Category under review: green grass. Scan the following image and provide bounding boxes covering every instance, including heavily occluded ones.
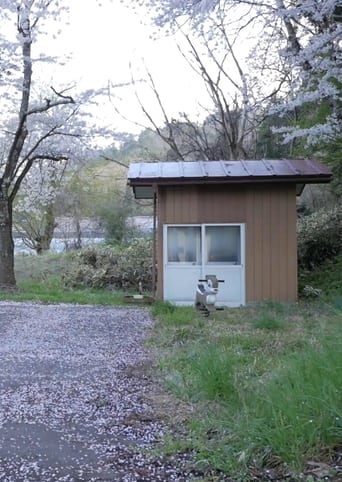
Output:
[0,252,124,305]
[240,334,342,467]
[251,314,287,330]
[14,252,73,282]
[151,301,198,326]
[0,276,124,304]
[150,301,342,480]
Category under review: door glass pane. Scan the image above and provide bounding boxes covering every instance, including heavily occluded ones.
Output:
[167,226,201,263]
[205,226,241,264]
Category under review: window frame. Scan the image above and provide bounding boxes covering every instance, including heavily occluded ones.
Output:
[165,223,244,267]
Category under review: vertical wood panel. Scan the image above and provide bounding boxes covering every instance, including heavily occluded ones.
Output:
[270,189,281,300]
[156,188,165,299]
[245,184,297,303]
[262,189,271,299]
[156,183,298,303]
[278,187,289,300]
[245,189,255,301]
[287,187,298,301]
[252,188,263,301]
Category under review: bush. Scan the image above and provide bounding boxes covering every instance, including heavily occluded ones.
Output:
[63,238,153,291]
[297,206,342,270]
[298,254,342,300]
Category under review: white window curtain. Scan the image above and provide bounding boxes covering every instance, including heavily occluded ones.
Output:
[167,226,201,263]
[205,226,241,264]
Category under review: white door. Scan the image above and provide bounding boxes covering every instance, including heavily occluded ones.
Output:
[164,224,245,306]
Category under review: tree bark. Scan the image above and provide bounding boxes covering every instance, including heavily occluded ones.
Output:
[35,204,57,255]
[0,196,16,289]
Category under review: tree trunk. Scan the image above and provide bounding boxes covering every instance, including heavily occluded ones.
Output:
[74,219,82,250]
[35,204,57,255]
[0,198,16,289]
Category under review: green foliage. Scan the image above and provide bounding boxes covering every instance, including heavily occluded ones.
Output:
[63,238,153,291]
[106,129,169,164]
[299,254,342,300]
[255,114,293,159]
[297,206,342,270]
[318,137,342,197]
[251,315,287,331]
[95,196,134,244]
[6,254,124,304]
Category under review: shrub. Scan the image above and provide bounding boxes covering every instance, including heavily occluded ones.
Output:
[63,238,153,291]
[297,206,342,270]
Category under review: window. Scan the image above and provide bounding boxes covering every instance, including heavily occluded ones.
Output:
[167,226,201,264]
[205,226,241,264]
[166,224,242,265]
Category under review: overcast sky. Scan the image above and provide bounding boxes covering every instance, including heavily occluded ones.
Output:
[42,2,210,136]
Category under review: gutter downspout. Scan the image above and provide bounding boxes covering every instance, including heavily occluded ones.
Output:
[152,186,157,297]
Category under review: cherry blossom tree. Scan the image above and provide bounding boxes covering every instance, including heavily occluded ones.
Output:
[0,1,93,289]
[127,1,285,160]
[139,0,342,150]
[14,159,67,254]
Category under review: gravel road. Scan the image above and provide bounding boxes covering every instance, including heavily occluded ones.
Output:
[0,302,201,482]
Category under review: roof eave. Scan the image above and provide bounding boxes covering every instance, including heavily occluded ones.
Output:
[128,174,332,187]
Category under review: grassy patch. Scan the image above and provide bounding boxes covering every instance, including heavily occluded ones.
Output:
[251,314,287,330]
[151,301,198,326]
[238,334,342,468]
[14,252,73,282]
[0,252,124,305]
[0,277,123,305]
[151,302,342,480]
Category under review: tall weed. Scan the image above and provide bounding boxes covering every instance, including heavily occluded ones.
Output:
[232,330,342,469]
[172,343,241,405]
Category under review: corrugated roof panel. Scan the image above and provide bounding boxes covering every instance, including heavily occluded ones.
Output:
[261,160,277,175]
[262,159,296,176]
[182,161,206,177]
[290,158,328,175]
[127,159,332,183]
[160,161,178,178]
[204,161,225,177]
[129,162,160,179]
[127,163,141,179]
[221,160,263,177]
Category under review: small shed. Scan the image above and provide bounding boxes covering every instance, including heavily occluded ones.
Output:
[127,159,332,306]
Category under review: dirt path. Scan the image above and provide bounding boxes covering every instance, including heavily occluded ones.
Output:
[0,302,200,482]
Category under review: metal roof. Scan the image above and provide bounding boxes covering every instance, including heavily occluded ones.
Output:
[127,159,332,199]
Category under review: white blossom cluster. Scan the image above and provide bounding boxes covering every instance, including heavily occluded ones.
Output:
[138,0,342,148]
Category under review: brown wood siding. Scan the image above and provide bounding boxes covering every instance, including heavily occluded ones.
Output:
[156,183,297,303]
[245,185,297,302]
